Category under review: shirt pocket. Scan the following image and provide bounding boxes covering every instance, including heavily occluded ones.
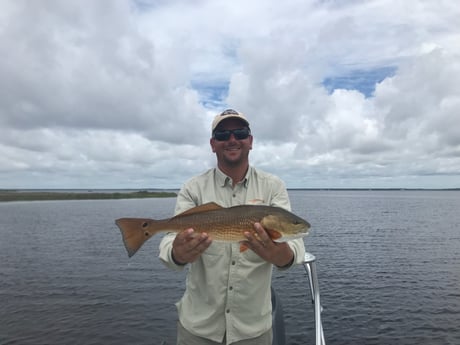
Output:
[201,242,228,267]
[203,241,225,255]
[241,248,265,264]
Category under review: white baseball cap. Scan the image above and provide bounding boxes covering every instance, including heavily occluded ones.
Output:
[211,109,250,132]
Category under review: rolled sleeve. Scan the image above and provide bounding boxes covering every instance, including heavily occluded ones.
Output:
[159,180,199,271]
[159,232,187,271]
[276,238,306,270]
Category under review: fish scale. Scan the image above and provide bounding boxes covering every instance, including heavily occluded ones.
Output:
[167,209,260,241]
[116,202,310,257]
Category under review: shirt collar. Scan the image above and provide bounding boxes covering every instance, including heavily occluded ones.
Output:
[216,166,251,188]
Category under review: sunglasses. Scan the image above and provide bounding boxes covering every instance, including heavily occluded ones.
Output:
[213,128,251,141]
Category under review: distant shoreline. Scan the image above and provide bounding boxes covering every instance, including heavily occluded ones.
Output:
[1,188,459,203]
[0,190,177,202]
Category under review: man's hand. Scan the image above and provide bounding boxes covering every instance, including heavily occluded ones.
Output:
[242,222,294,267]
[172,228,212,265]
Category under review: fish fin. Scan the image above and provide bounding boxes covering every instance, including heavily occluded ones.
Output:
[175,202,224,217]
[240,243,249,252]
[266,229,282,240]
[115,218,157,257]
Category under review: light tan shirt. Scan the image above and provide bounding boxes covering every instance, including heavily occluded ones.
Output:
[159,166,306,344]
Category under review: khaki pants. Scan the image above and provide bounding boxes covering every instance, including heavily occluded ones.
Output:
[177,321,273,345]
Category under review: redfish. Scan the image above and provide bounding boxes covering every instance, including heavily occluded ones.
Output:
[116,202,310,257]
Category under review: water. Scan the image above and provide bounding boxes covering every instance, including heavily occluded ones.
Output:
[1,191,459,345]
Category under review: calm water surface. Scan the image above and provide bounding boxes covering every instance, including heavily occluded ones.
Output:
[1,191,459,345]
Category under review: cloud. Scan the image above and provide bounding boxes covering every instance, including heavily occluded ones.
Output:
[0,1,207,144]
[1,0,460,189]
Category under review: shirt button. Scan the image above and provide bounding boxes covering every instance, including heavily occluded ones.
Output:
[229,286,233,290]
[226,309,230,313]
[232,194,236,197]
[232,261,236,265]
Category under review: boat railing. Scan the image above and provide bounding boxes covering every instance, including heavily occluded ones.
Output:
[302,252,326,345]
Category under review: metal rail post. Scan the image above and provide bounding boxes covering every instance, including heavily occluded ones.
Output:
[302,253,326,345]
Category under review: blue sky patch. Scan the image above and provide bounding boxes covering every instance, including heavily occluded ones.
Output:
[322,66,397,97]
[191,81,230,108]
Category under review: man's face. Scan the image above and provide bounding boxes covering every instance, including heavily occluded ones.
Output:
[210,118,253,167]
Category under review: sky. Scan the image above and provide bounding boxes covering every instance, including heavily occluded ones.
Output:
[1,0,460,189]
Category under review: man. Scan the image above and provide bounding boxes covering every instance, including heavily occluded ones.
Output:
[159,109,305,345]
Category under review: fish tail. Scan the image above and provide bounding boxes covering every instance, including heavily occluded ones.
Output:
[115,218,160,257]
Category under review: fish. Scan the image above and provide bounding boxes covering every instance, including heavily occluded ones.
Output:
[115,202,310,257]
